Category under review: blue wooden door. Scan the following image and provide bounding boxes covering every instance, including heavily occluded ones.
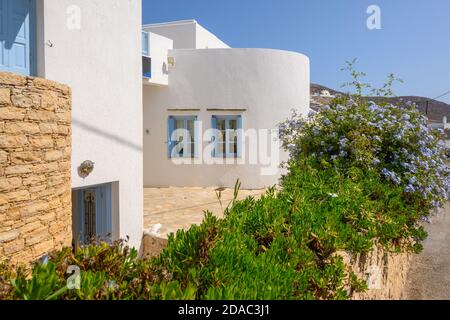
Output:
[0,0,35,76]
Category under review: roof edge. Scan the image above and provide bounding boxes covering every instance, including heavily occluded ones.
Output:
[143,19,197,28]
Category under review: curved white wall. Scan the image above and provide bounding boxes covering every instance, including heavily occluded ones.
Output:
[143,48,310,189]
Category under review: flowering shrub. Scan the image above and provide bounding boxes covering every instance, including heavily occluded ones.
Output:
[279,96,450,209]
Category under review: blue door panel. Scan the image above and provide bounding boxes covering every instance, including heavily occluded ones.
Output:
[0,0,35,75]
[0,0,6,68]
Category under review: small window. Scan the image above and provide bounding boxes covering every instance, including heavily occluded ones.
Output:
[142,56,151,78]
[142,31,150,56]
[168,116,198,158]
[212,115,243,158]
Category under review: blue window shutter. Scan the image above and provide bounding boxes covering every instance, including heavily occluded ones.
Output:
[77,190,84,244]
[168,116,175,158]
[194,116,200,158]
[96,184,112,243]
[211,116,217,157]
[237,115,243,158]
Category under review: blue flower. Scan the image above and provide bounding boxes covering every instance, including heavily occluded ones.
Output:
[308,110,316,118]
[339,137,348,148]
[372,136,382,143]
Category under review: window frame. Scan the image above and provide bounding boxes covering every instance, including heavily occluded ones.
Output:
[142,31,151,78]
[167,115,199,159]
[211,115,243,158]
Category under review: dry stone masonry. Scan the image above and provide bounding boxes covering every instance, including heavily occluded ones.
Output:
[0,72,72,266]
[343,244,411,300]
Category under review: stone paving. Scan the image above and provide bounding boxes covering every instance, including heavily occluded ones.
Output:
[144,187,266,239]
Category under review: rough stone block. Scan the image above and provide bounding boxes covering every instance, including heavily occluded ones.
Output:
[19,201,49,217]
[25,227,50,246]
[28,135,54,148]
[11,151,42,164]
[44,150,63,161]
[39,123,58,134]
[0,177,22,191]
[21,221,43,234]
[3,239,25,255]
[26,109,57,122]
[0,150,7,164]
[22,175,46,186]
[7,190,30,202]
[0,134,28,148]
[40,91,59,111]
[0,107,26,120]
[11,94,34,108]
[0,88,11,105]
[5,164,33,175]
[0,230,19,243]
[4,122,40,134]
[0,72,27,86]
[32,239,55,255]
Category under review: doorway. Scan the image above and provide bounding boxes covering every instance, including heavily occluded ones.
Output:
[73,183,113,246]
[0,0,36,76]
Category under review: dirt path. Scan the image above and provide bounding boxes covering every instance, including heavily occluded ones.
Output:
[404,203,450,299]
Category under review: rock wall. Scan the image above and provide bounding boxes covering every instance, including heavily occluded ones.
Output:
[343,244,411,300]
[0,72,72,266]
[141,233,168,260]
[143,232,411,300]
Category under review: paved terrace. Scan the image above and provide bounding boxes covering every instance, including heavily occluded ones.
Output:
[144,187,266,239]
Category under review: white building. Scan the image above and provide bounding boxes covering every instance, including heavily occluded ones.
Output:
[1,2,310,248]
[429,117,450,149]
[1,0,143,249]
[142,20,310,189]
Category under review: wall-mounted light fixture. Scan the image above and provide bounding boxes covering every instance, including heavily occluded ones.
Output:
[167,56,176,69]
[78,160,95,178]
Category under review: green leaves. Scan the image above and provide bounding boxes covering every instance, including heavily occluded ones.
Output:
[1,146,433,300]
[10,262,67,300]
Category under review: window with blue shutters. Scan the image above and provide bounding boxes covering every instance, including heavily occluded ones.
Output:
[212,115,243,158]
[168,116,198,158]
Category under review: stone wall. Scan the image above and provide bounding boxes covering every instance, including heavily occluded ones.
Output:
[143,233,411,300]
[343,244,411,300]
[141,233,168,259]
[0,72,72,266]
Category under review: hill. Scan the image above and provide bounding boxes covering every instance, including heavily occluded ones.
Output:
[311,84,450,123]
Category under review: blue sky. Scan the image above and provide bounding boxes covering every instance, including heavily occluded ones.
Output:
[142,0,450,103]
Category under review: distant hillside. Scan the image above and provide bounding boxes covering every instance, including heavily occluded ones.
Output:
[311,84,450,123]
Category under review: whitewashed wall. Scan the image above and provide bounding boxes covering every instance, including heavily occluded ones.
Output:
[36,0,143,248]
[144,32,173,86]
[143,20,230,49]
[143,48,310,189]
